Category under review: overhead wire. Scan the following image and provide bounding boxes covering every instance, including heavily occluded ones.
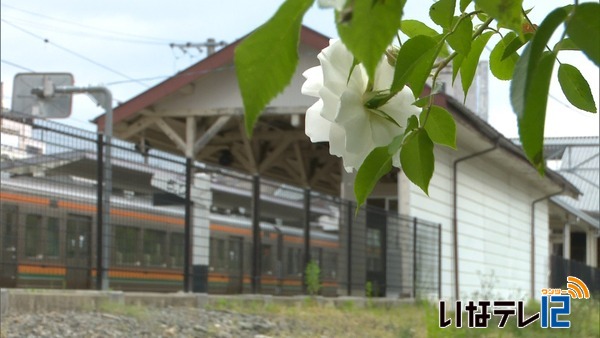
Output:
[1,18,149,89]
[1,3,177,44]
[1,59,35,72]
[1,15,169,46]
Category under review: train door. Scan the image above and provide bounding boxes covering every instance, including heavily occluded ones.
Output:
[366,198,387,297]
[226,236,243,293]
[65,214,92,289]
[0,205,18,287]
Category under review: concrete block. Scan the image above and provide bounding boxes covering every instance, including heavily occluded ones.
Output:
[1,289,8,319]
[196,293,209,308]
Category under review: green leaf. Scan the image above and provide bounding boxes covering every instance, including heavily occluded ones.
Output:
[510,45,529,118]
[511,6,568,118]
[406,115,420,132]
[391,35,437,93]
[354,147,393,208]
[400,20,440,37]
[566,2,600,66]
[400,129,435,195]
[558,63,597,113]
[490,32,519,80]
[460,31,493,99]
[517,51,556,174]
[553,38,579,52]
[452,53,464,84]
[421,106,456,149]
[388,134,405,155]
[501,33,532,60]
[235,0,313,136]
[460,0,472,12]
[475,0,524,32]
[337,0,406,81]
[430,0,456,30]
[447,15,473,55]
[400,21,450,58]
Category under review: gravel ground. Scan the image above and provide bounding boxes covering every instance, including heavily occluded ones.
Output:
[1,307,292,338]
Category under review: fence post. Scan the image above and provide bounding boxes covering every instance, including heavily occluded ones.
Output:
[95,133,104,290]
[347,201,353,296]
[251,175,261,293]
[413,217,417,298]
[184,158,193,292]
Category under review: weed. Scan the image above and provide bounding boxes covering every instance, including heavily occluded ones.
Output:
[338,299,355,312]
[365,281,373,298]
[304,260,321,296]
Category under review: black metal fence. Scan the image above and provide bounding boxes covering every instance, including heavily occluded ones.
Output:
[550,255,600,294]
[0,114,441,297]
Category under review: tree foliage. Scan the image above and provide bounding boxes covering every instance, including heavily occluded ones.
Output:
[235,0,598,207]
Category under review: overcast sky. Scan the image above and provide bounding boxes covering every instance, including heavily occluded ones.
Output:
[1,0,598,138]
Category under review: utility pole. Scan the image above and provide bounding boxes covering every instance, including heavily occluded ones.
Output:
[170,38,226,57]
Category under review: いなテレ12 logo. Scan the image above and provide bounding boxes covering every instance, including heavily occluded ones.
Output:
[439,276,590,329]
[540,276,590,328]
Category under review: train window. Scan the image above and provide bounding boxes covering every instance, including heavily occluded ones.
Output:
[286,248,293,275]
[169,233,184,268]
[261,244,272,274]
[66,215,91,259]
[143,229,166,267]
[310,248,322,267]
[326,252,338,278]
[286,248,302,275]
[45,217,60,257]
[210,238,225,269]
[115,225,140,265]
[25,214,42,258]
[1,205,18,253]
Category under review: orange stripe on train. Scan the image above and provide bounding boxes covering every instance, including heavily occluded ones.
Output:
[0,192,49,206]
[18,264,66,275]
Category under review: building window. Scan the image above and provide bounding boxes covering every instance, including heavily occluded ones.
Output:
[25,145,42,155]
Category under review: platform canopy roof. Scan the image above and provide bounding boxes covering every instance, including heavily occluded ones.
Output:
[93,25,579,199]
[94,26,341,195]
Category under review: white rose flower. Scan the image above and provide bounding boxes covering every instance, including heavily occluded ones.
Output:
[302,39,420,172]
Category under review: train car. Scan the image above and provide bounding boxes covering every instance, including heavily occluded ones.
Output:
[0,172,339,295]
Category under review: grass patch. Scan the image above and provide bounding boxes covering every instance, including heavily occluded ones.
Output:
[204,296,599,337]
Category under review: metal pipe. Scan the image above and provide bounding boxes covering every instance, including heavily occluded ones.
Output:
[302,188,311,294]
[50,85,113,290]
[438,223,442,299]
[347,200,353,296]
[95,133,104,290]
[413,217,417,298]
[530,188,565,298]
[452,142,498,300]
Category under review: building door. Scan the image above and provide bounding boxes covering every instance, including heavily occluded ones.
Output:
[227,236,243,293]
[65,215,92,289]
[0,205,18,287]
[366,199,387,297]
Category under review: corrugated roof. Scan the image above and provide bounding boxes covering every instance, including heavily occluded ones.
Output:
[538,137,599,217]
